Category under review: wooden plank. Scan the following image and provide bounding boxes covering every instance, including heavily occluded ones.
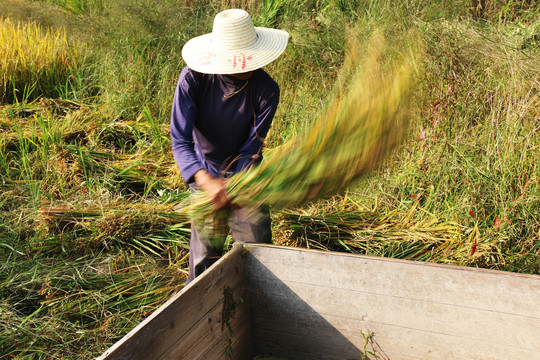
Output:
[250,286,540,359]
[244,244,539,316]
[243,244,540,360]
[251,323,540,360]
[249,277,539,349]
[98,245,248,360]
[218,325,253,360]
[205,307,253,360]
[159,285,252,360]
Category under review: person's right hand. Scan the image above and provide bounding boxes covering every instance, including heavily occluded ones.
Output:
[194,170,229,209]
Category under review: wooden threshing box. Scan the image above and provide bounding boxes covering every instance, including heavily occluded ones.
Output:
[98,243,540,359]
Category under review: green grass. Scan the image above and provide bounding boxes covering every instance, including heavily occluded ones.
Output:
[45,0,105,15]
[0,0,539,357]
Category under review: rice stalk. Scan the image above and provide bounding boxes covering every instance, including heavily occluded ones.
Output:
[2,136,179,196]
[273,197,499,268]
[0,17,86,104]
[48,0,106,15]
[185,33,420,218]
[1,254,185,358]
[36,200,190,256]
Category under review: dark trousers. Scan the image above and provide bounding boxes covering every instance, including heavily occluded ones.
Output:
[188,187,272,281]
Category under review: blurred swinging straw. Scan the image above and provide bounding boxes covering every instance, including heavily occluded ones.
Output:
[183,31,422,219]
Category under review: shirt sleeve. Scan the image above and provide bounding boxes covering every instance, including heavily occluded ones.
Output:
[235,83,280,172]
[170,68,204,183]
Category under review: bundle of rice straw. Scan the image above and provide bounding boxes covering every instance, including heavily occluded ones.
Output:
[186,33,418,218]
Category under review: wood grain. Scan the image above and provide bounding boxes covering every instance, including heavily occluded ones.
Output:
[99,243,540,360]
[244,244,540,360]
[97,245,252,360]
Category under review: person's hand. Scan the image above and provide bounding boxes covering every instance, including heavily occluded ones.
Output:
[194,170,229,209]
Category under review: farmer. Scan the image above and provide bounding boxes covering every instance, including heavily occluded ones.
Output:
[170,9,289,282]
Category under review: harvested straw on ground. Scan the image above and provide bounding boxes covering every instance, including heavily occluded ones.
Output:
[274,199,475,265]
[37,200,190,255]
[186,34,418,218]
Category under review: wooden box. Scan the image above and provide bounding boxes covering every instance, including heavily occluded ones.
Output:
[98,243,540,359]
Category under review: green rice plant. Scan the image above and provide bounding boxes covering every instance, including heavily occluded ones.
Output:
[1,254,186,358]
[137,105,171,153]
[46,0,105,15]
[186,33,420,218]
[73,148,180,195]
[0,17,86,104]
[255,0,289,27]
[1,122,179,198]
[346,17,539,274]
[470,0,540,22]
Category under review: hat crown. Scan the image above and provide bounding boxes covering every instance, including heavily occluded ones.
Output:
[211,9,257,51]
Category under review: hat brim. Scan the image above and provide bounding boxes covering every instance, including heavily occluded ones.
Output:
[182,27,289,74]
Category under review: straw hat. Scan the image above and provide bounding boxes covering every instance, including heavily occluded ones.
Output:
[182,9,289,74]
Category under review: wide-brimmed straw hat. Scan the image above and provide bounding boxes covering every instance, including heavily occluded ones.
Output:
[182,9,289,74]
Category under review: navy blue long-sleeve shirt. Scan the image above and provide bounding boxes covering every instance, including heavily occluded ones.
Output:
[170,67,280,183]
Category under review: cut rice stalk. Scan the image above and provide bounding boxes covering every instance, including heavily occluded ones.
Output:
[185,33,420,218]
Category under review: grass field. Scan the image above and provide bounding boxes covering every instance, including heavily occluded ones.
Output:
[1,0,539,358]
